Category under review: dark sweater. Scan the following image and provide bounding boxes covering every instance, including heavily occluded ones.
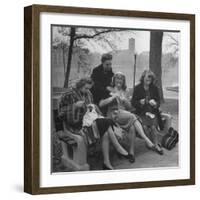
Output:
[90,64,114,105]
[131,83,160,115]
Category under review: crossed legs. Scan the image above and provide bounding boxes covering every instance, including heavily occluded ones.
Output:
[101,126,128,169]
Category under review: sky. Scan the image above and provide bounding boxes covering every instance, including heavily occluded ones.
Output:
[127,31,150,53]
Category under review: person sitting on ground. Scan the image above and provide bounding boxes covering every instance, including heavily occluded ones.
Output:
[59,77,128,170]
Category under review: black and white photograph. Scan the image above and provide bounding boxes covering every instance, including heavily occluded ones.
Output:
[23,4,195,194]
[51,25,179,173]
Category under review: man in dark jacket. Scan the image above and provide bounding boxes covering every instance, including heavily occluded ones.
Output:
[90,53,114,106]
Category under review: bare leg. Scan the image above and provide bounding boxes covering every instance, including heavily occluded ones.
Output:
[127,126,136,156]
[107,127,128,156]
[150,125,159,144]
[150,125,163,154]
[134,120,155,148]
[101,132,114,169]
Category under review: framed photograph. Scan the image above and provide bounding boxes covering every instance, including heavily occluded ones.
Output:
[24,4,195,194]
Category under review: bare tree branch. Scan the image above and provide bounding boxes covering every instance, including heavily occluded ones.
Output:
[168,42,179,46]
[165,33,178,45]
[74,29,130,40]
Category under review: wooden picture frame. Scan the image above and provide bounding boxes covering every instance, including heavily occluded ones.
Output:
[24,4,195,194]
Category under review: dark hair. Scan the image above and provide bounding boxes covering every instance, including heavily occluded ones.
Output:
[140,70,156,85]
[75,77,93,90]
[111,72,127,90]
[101,53,112,63]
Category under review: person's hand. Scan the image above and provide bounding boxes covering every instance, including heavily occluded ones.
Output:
[111,92,119,99]
[149,99,157,107]
[140,99,145,105]
[75,101,85,108]
[120,96,128,104]
[106,86,113,92]
[111,95,118,102]
[120,96,126,101]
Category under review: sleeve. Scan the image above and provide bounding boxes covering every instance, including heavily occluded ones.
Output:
[88,90,94,104]
[91,68,105,92]
[121,91,132,111]
[58,92,75,119]
[131,86,142,110]
[94,104,103,116]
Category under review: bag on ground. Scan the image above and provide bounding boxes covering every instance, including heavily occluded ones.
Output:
[161,127,179,150]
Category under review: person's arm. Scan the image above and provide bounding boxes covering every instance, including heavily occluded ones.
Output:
[94,104,103,116]
[99,95,116,108]
[59,93,74,119]
[149,86,160,108]
[59,92,83,119]
[120,91,132,111]
[131,86,144,109]
[87,90,94,104]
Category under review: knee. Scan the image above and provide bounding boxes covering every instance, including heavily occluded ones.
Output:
[130,113,137,121]
[76,135,85,145]
[167,115,172,121]
[107,126,114,134]
[103,131,109,138]
[162,113,172,121]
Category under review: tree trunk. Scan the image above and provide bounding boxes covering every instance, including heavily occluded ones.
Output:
[64,27,76,88]
[62,45,66,74]
[149,31,164,102]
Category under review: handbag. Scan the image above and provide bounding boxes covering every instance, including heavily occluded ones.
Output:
[161,127,179,150]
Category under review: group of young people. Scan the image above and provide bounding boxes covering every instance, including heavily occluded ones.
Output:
[59,53,170,170]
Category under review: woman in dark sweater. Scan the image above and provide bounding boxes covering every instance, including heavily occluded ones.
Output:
[131,70,164,155]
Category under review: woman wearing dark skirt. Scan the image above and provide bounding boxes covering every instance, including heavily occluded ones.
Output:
[131,70,164,155]
[59,78,128,170]
[82,115,128,170]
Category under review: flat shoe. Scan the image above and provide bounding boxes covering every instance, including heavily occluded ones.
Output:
[152,145,164,155]
[124,154,135,163]
[102,163,113,170]
[146,144,155,150]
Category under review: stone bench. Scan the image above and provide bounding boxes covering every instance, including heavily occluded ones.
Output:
[52,88,172,172]
[52,91,89,171]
